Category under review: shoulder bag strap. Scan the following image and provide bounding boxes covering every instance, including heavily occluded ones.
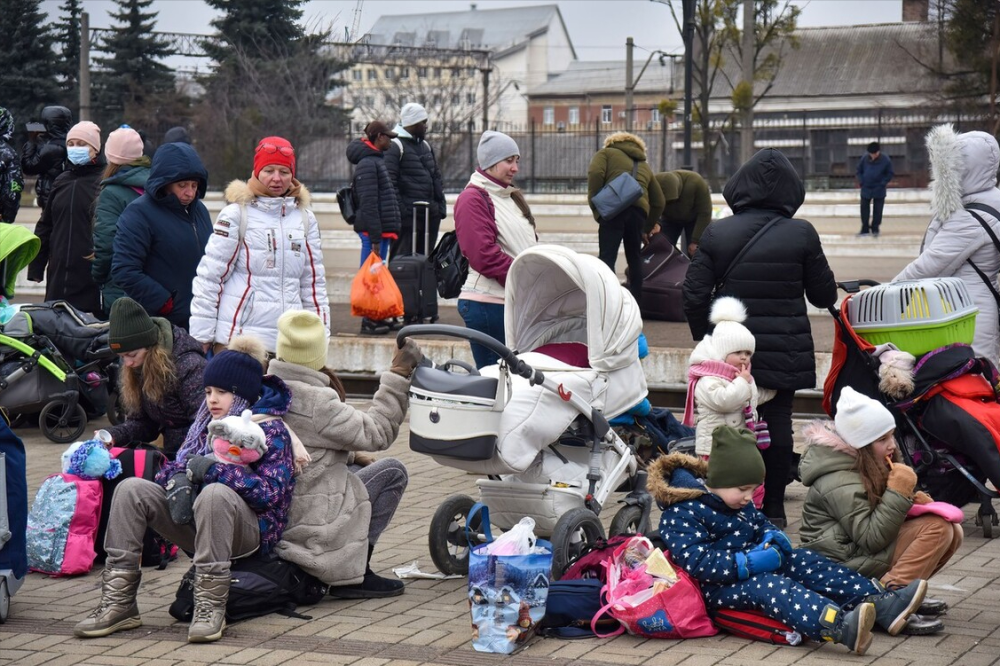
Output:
[964,206,1000,309]
[718,216,782,288]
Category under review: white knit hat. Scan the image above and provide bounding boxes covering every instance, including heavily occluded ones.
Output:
[834,386,896,449]
[706,297,755,361]
[400,102,429,127]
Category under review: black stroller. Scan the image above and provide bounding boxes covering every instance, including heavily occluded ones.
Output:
[825,279,999,537]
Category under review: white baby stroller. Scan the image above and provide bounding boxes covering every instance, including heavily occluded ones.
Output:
[400,245,652,578]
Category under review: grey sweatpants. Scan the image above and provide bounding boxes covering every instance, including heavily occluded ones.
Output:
[103,477,260,576]
[350,458,408,546]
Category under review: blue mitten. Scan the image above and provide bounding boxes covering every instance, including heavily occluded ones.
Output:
[735,547,784,580]
[754,530,793,557]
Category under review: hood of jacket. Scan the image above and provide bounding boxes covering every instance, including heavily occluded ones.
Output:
[723,148,805,217]
[102,164,150,189]
[252,375,292,417]
[346,138,382,165]
[602,132,648,160]
[927,124,1000,220]
[223,178,312,209]
[162,126,191,144]
[798,420,859,486]
[647,453,710,507]
[0,107,13,143]
[41,106,72,138]
[146,142,208,201]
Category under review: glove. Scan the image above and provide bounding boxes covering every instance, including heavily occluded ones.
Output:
[735,546,784,580]
[158,296,174,315]
[391,338,423,378]
[887,463,918,498]
[165,473,195,525]
[753,530,793,558]
[186,455,216,485]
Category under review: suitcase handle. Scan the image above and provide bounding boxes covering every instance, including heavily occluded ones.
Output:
[412,201,431,254]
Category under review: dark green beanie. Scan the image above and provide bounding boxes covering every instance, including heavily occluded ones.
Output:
[706,426,765,488]
[108,297,159,353]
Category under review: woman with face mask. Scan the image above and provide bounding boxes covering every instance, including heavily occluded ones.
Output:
[27,120,103,315]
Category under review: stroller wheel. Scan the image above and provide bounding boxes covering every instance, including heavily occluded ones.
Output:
[428,494,482,576]
[551,507,605,580]
[106,390,125,427]
[610,504,648,537]
[0,578,9,623]
[39,399,88,444]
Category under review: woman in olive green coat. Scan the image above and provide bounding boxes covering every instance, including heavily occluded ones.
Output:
[92,127,150,318]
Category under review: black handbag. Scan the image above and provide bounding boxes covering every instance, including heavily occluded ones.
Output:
[336,184,357,225]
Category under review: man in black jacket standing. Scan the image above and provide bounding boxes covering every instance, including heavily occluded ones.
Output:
[682,148,838,527]
[385,103,447,256]
[21,105,72,211]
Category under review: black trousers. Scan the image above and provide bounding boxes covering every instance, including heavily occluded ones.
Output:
[758,388,795,521]
[598,206,645,303]
[662,218,697,256]
[860,196,885,234]
[391,215,440,257]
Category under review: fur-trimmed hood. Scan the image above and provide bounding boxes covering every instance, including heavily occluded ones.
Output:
[927,124,1000,220]
[602,131,648,158]
[647,452,709,507]
[798,419,858,487]
[224,178,312,209]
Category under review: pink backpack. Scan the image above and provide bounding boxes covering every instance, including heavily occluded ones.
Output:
[26,474,104,576]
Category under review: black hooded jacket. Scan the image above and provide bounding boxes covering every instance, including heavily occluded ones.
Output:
[346,138,400,239]
[384,134,446,227]
[682,149,837,390]
[0,107,23,223]
[20,106,72,209]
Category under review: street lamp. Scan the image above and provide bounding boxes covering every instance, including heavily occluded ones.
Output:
[624,40,674,132]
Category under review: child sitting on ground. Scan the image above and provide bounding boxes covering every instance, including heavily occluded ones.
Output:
[648,425,927,654]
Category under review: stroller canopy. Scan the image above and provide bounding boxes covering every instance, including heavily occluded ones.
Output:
[0,226,40,299]
[505,245,643,373]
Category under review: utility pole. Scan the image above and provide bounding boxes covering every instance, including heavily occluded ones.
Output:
[625,37,634,132]
[740,0,755,164]
[682,0,695,169]
[482,63,490,131]
[79,12,91,122]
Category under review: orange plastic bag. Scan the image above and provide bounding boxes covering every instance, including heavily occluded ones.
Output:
[350,254,404,320]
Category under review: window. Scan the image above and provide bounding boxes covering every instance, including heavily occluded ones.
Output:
[651,108,661,124]
[568,106,580,125]
[434,67,442,78]
[352,68,362,81]
[468,67,477,78]
[452,94,461,105]
[364,96,374,107]
[601,105,612,124]
[399,67,410,79]
[385,68,394,80]
[417,66,428,78]
[466,92,476,104]
[543,107,555,126]
[367,69,377,81]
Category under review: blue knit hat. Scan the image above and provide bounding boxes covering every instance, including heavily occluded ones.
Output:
[202,336,266,404]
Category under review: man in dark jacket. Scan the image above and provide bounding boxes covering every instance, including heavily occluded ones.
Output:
[855,141,894,237]
[111,143,213,329]
[587,131,665,302]
[0,107,24,223]
[682,148,838,527]
[20,105,72,210]
[385,103,447,256]
[655,169,712,257]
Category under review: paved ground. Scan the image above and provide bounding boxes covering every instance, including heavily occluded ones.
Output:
[4,407,1000,666]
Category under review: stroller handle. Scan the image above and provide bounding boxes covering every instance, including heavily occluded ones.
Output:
[396,324,544,384]
[836,279,880,294]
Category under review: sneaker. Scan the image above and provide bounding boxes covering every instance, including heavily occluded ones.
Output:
[820,602,876,655]
[899,613,944,635]
[360,318,390,335]
[856,231,872,237]
[866,579,927,636]
[918,598,948,616]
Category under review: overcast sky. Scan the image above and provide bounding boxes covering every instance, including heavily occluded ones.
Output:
[41,0,905,70]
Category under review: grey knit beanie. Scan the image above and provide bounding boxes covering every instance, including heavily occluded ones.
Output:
[477,131,519,170]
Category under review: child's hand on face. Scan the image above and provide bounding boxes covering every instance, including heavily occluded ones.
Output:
[737,364,752,382]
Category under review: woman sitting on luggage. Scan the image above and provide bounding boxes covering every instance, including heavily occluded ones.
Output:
[270,310,421,598]
[799,387,962,635]
[453,131,537,368]
[189,136,329,354]
[74,336,295,644]
[104,297,206,460]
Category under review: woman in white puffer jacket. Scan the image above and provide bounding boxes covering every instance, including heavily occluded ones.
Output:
[894,125,1000,366]
[190,136,330,353]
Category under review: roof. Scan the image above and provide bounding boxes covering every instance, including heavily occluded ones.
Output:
[367,4,572,56]
[529,59,677,97]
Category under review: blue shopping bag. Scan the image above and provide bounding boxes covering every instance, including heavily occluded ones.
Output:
[467,503,552,654]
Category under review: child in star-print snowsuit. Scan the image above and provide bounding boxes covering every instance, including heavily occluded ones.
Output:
[647,425,929,655]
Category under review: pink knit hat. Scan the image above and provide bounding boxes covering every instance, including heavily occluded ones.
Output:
[66,121,101,152]
[104,127,144,165]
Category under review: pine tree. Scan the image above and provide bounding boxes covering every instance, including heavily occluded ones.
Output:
[0,0,61,138]
[54,0,83,116]
[92,0,175,128]
[202,0,305,65]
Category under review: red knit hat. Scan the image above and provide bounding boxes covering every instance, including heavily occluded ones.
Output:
[253,136,296,178]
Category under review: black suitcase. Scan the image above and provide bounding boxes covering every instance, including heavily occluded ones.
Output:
[626,233,690,322]
[389,201,438,323]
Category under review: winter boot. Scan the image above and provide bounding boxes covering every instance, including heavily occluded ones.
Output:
[73,568,143,638]
[328,544,405,599]
[819,602,876,655]
[899,613,944,635]
[918,597,948,616]
[864,578,927,636]
[188,572,230,643]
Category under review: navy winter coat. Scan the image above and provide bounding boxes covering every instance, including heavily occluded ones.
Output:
[346,138,400,239]
[856,153,894,199]
[111,143,212,329]
[384,133,447,227]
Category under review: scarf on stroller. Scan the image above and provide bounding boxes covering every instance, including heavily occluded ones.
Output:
[684,361,768,448]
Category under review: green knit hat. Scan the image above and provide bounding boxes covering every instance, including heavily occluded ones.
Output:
[108,297,159,353]
[706,426,765,488]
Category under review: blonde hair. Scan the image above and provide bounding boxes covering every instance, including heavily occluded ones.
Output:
[119,343,177,415]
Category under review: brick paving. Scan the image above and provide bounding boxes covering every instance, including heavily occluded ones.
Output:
[4,412,1000,666]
